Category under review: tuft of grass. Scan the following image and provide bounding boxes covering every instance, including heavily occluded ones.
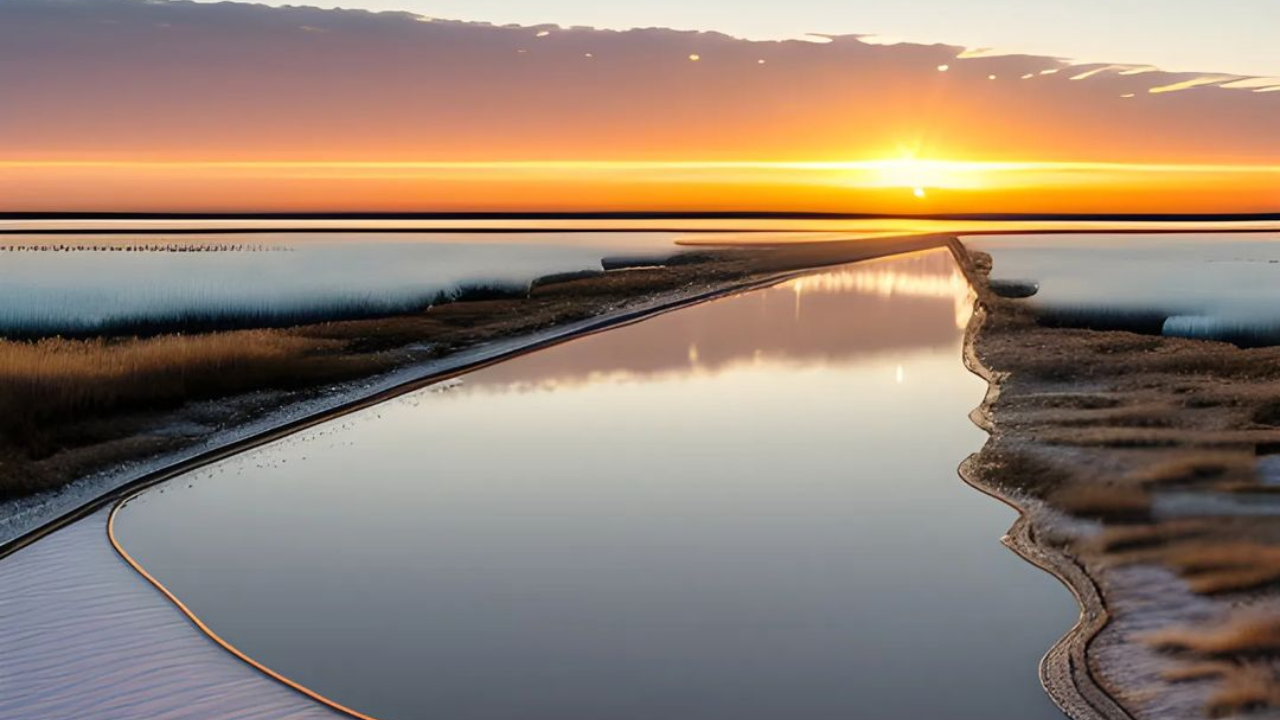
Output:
[1152,543,1280,595]
[1050,483,1151,522]
[1147,615,1280,717]
[1125,453,1256,488]
[1148,614,1280,657]
[1207,665,1280,718]
[1163,661,1236,683]
[1088,520,1211,554]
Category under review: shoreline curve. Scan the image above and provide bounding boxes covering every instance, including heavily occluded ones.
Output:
[947,238,1133,720]
[96,257,922,720]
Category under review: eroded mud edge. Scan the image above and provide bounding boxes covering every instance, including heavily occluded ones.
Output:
[947,238,1133,720]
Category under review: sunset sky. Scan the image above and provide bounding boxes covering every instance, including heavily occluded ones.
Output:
[198,0,1280,76]
[2,0,1277,214]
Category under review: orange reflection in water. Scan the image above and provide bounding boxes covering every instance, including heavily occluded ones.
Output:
[462,248,972,392]
[783,251,975,329]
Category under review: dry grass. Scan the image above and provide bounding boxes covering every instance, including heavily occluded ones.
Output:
[965,242,1280,718]
[1050,483,1151,522]
[1164,661,1237,683]
[1125,453,1257,488]
[1148,613,1280,657]
[0,236,954,501]
[1207,665,1280,718]
[1162,661,1280,718]
[1088,524,1280,594]
[1087,520,1212,554]
[1147,615,1280,717]
[1,334,363,413]
[0,332,393,461]
[1169,544,1280,595]
[1120,542,1280,595]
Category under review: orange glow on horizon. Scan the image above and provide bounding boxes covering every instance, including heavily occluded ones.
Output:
[2,158,1277,214]
[5,0,1279,216]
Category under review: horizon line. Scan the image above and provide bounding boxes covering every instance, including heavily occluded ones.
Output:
[5,211,1280,221]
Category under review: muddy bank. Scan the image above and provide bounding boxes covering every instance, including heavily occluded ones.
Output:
[0,234,946,547]
[960,240,1280,719]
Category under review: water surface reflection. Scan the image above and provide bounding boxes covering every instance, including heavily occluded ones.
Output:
[114,249,1072,720]
[469,252,974,390]
[969,233,1280,345]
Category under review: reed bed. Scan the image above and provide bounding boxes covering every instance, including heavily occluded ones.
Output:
[0,332,390,453]
[0,236,935,500]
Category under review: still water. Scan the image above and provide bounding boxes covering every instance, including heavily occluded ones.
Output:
[114,249,1073,720]
[969,232,1280,345]
[0,232,680,336]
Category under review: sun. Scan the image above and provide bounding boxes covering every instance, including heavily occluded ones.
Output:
[863,154,988,194]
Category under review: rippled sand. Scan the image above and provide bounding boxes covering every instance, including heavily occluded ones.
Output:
[0,508,339,720]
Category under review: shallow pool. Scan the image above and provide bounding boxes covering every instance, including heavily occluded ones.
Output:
[0,232,680,336]
[114,249,1073,720]
[969,233,1280,345]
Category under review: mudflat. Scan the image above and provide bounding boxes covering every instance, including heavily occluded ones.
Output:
[963,243,1280,719]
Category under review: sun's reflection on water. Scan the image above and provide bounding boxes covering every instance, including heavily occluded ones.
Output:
[784,250,974,329]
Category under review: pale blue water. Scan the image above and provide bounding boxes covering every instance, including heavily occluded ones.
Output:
[0,232,679,336]
[969,233,1280,345]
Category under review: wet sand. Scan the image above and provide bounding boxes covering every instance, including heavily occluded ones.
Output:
[0,507,343,720]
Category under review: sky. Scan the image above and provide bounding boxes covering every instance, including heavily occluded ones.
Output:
[189,0,1280,77]
[1,0,1277,214]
